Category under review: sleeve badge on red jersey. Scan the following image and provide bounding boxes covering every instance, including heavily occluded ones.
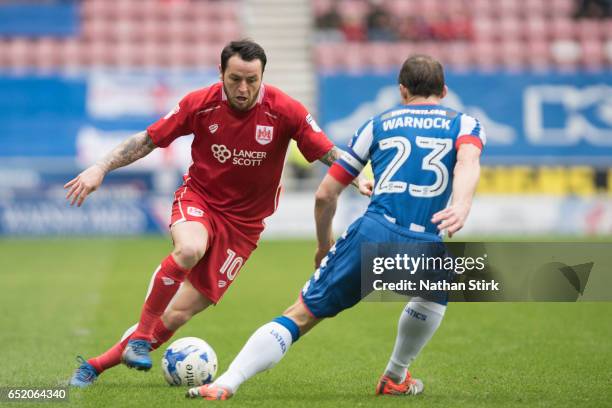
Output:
[255,125,274,145]
[187,206,205,217]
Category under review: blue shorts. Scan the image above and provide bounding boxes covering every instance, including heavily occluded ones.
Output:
[300,213,452,318]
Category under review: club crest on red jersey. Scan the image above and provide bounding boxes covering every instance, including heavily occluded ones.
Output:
[255,125,274,145]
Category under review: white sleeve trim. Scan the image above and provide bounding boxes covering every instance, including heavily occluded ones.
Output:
[351,119,374,161]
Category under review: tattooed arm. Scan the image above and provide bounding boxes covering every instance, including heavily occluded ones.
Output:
[318,146,373,197]
[96,130,157,174]
[64,131,157,206]
[317,146,343,167]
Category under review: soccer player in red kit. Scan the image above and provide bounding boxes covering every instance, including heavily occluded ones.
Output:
[66,39,371,387]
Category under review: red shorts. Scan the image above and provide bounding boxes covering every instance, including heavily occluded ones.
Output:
[170,185,262,304]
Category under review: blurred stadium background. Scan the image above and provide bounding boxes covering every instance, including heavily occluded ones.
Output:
[1,3,611,406]
[0,0,611,238]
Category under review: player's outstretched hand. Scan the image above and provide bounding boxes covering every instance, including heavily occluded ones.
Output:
[358,178,374,197]
[64,164,106,207]
[431,203,470,238]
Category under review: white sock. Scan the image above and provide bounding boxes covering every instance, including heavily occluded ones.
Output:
[214,318,298,394]
[384,297,446,382]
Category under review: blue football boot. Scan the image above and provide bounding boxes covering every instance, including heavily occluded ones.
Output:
[121,339,152,371]
[69,356,98,388]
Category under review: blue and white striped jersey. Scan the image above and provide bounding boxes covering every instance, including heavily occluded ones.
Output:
[333,103,486,237]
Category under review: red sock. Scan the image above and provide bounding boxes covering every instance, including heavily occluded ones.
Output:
[132,255,189,341]
[150,319,176,351]
[88,319,175,374]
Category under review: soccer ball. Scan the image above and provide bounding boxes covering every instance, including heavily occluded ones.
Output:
[161,337,218,387]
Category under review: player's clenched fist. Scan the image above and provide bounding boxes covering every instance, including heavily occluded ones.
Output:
[64,164,106,207]
[358,178,374,197]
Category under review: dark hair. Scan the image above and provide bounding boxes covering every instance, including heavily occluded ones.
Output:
[220,39,267,73]
[398,55,445,98]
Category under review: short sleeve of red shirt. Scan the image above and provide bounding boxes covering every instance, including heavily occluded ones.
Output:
[288,100,333,162]
[147,93,194,148]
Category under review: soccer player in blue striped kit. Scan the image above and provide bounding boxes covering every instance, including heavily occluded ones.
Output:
[187,54,485,400]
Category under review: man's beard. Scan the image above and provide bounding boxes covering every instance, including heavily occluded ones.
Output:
[223,83,260,111]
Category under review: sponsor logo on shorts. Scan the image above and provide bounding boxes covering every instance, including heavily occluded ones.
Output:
[218,280,227,288]
[255,125,274,145]
[187,206,204,217]
[209,124,219,134]
[211,143,268,166]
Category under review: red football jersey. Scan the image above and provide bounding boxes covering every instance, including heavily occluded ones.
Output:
[147,82,333,228]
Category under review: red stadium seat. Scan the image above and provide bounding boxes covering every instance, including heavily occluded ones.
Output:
[550,18,576,41]
[549,0,576,17]
[82,18,113,43]
[580,40,604,69]
[81,0,114,19]
[0,39,10,67]
[470,0,493,17]
[384,0,415,16]
[526,40,552,70]
[312,0,333,17]
[499,17,522,42]
[33,38,63,69]
[314,44,337,71]
[390,42,419,66]
[446,42,473,71]
[217,23,243,43]
[7,38,35,69]
[59,38,85,68]
[604,21,612,40]
[337,0,369,21]
[420,0,443,16]
[113,19,139,43]
[525,17,548,42]
[523,0,547,17]
[604,40,612,64]
[473,39,501,71]
[83,41,117,67]
[363,43,395,71]
[497,0,521,18]
[340,43,367,71]
[180,42,212,67]
[114,42,136,67]
[141,41,163,67]
[576,20,603,42]
[446,0,468,14]
[424,41,447,62]
[500,40,526,70]
[472,17,496,41]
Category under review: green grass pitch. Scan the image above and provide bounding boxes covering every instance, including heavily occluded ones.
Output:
[1,238,611,407]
